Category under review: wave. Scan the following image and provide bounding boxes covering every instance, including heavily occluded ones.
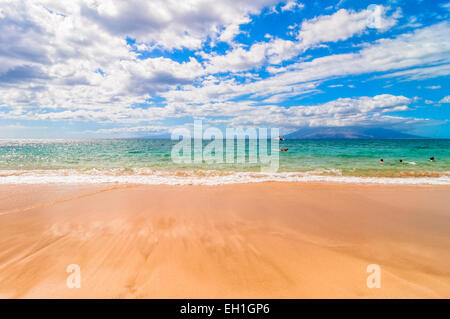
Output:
[0,169,449,185]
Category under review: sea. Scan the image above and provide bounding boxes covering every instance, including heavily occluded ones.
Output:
[0,139,449,185]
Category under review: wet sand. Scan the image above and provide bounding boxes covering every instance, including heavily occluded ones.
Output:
[0,182,449,298]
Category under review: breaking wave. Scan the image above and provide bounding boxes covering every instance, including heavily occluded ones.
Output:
[0,169,449,185]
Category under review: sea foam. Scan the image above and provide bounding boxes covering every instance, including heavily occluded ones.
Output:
[0,170,449,185]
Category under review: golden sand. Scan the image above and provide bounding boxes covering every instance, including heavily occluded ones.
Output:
[0,182,449,298]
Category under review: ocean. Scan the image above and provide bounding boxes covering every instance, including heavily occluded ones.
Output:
[0,139,449,185]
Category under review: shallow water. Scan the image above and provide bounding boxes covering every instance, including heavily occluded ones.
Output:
[0,139,449,184]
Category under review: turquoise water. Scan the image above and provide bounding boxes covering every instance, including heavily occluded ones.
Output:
[0,139,449,184]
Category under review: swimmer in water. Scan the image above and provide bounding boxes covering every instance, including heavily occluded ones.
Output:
[280,147,288,152]
[399,159,403,163]
[430,156,435,162]
[380,159,384,164]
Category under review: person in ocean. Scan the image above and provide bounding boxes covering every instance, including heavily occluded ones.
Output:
[399,159,403,163]
[380,159,384,163]
[430,157,435,162]
[280,147,288,152]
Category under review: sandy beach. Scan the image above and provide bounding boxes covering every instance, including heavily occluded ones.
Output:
[0,182,449,298]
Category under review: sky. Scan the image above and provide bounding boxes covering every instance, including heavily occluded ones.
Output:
[0,0,449,138]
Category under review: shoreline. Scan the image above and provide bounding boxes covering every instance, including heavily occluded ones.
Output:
[0,173,449,186]
[0,182,449,298]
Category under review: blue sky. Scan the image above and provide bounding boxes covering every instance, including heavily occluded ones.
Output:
[0,0,449,138]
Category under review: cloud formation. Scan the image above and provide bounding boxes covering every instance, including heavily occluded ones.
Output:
[297,5,400,47]
[0,1,448,137]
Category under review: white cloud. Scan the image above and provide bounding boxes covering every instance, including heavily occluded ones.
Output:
[376,64,450,81]
[273,22,450,82]
[0,1,446,134]
[440,96,450,103]
[90,125,170,136]
[218,23,245,44]
[150,22,449,130]
[0,1,208,116]
[188,22,450,109]
[202,43,269,73]
[297,5,399,48]
[203,38,302,73]
[74,0,280,49]
[281,1,304,12]
[160,74,321,106]
[201,5,399,74]
[223,94,418,129]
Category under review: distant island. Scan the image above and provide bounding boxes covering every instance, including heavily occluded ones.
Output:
[285,126,423,139]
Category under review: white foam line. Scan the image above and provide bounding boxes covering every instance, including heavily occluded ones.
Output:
[0,172,449,185]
